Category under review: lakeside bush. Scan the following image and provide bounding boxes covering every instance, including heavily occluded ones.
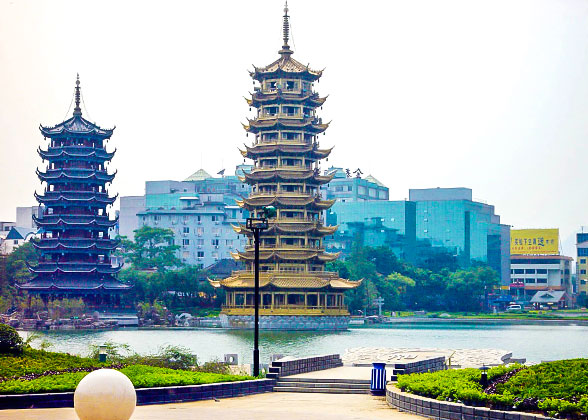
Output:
[0,324,24,355]
[397,360,588,417]
[0,365,253,394]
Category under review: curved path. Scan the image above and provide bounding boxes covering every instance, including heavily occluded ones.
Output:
[0,392,424,420]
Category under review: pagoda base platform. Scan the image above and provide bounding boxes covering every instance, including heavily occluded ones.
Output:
[219,314,349,330]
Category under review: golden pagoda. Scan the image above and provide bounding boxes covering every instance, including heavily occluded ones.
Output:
[210,3,361,330]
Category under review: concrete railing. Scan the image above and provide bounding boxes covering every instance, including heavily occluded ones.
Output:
[267,354,343,379]
[386,385,554,420]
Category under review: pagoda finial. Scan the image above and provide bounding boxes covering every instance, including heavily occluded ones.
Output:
[73,73,82,117]
[280,1,292,55]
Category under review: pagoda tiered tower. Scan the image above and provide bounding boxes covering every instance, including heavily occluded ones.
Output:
[210,4,360,330]
[19,76,130,304]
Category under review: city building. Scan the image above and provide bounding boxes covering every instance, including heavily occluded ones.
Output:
[118,196,145,241]
[18,76,130,303]
[324,187,510,283]
[209,4,360,330]
[410,188,510,283]
[120,166,251,268]
[321,167,389,202]
[509,229,573,306]
[576,231,588,295]
[16,206,42,229]
[1,227,37,254]
[510,255,573,306]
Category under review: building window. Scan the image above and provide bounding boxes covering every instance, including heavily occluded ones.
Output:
[197,239,204,246]
[212,215,218,222]
[525,278,536,283]
[211,239,220,246]
[197,227,203,236]
[525,269,536,274]
[536,278,547,284]
[182,239,190,246]
[514,269,524,274]
[582,259,587,264]
[183,227,190,234]
[537,269,547,274]
[197,251,204,258]
[581,270,587,275]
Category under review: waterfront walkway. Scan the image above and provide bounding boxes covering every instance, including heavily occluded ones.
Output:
[0,392,424,420]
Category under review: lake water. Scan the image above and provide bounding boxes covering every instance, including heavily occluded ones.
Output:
[19,322,588,364]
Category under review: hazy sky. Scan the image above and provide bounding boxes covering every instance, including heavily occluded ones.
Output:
[1,0,588,257]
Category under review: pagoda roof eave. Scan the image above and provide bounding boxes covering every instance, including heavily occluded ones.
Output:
[40,116,114,138]
[242,143,333,159]
[38,147,115,161]
[244,118,330,134]
[211,272,361,290]
[247,92,327,107]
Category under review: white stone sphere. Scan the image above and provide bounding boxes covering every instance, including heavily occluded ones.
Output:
[74,369,136,420]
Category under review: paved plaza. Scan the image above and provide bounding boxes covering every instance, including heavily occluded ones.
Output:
[0,392,423,420]
[342,347,513,368]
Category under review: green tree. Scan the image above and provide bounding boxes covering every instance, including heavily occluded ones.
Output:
[373,272,416,311]
[118,227,182,272]
[6,242,39,284]
[444,266,499,311]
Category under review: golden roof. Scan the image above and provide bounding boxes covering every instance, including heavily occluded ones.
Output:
[209,272,361,290]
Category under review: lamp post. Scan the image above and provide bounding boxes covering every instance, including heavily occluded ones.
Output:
[246,206,276,377]
[479,365,489,387]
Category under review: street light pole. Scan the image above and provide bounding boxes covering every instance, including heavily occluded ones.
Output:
[253,226,260,376]
[246,207,274,377]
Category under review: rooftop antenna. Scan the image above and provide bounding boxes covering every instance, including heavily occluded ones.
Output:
[73,74,82,117]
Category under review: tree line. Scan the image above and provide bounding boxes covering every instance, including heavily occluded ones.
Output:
[0,226,498,315]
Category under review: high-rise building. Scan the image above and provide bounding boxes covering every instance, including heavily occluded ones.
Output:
[18,76,130,303]
[325,187,510,283]
[209,4,360,330]
[410,188,510,283]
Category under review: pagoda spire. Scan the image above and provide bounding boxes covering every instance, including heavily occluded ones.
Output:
[73,73,82,117]
[280,1,292,56]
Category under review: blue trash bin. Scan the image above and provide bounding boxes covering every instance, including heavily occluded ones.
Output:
[370,362,387,395]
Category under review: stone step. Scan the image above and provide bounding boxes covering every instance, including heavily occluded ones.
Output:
[276,377,370,385]
[275,381,369,390]
[274,386,370,394]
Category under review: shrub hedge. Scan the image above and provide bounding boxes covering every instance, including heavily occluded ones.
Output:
[397,360,588,417]
[0,348,111,380]
[0,365,254,394]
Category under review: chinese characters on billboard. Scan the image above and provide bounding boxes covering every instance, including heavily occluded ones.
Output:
[510,229,559,255]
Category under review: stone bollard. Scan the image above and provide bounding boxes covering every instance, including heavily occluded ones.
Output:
[224,354,239,365]
[74,369,136,420]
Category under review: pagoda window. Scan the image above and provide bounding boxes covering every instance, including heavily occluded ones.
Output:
[282,106,299,116]
[285,80,298,91]
[287,294,304,306]
[303,107,313,118]
[274,294,285,307]
[307,294,318,307]
[282,132,300,141]
[263,106,279,116]
[262,132,279,142]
